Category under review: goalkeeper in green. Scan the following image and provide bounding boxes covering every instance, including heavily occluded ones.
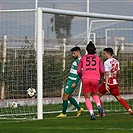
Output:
[57,46,84,117]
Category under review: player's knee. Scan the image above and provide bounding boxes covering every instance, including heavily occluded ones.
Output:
[63,93,70,100]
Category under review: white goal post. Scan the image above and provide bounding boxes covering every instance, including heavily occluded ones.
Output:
[37,7,43,120]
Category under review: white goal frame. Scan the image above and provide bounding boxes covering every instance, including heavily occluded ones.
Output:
[0,7,132,120]
[37,7,133,119]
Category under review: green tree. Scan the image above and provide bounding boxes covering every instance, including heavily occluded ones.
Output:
[51,14,74,39]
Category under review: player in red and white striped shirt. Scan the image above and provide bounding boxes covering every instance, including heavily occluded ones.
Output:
[98,47,133,116]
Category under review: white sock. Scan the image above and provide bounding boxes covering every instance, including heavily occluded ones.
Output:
[97,103,101,107]
[90,110,94,115]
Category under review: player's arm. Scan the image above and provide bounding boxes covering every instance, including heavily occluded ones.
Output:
[117,70,120,75]
[104,61,110,91]
[116,61,120,76]
[77,59,83,78]
[72,75,80,88]
[105,71,110,92]
[71,83,76,88]
[105,71,109,84]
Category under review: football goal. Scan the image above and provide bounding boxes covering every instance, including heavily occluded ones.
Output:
[0,7,133,119]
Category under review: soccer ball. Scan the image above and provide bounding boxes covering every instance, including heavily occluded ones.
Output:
[27,87,36,98]
[11,102,18,108]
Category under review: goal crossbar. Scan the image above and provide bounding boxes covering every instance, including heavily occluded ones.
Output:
[41,7,133,21]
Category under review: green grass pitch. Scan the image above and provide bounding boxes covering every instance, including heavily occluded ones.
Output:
[0,111,133,133]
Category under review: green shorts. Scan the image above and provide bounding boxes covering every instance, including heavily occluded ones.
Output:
[64,79,78,94]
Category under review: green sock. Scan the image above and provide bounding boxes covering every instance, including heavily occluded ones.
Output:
[68,97,80,110]
[62,100,68,114]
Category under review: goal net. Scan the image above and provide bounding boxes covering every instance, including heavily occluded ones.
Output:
[0,9,37,119]
[41,8,133,115]
[88,19,133,112]
[0,7,133,119]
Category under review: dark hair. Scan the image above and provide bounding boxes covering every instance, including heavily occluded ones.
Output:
[103,47,113,56]
[71,46,81,52]
[86,41,96,54]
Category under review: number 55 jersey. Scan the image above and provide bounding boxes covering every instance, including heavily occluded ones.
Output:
[77,54,104,81]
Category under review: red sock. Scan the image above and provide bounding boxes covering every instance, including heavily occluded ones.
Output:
[118,98,130,110]
[100,99,103,107]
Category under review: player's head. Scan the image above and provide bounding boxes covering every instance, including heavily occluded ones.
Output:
[86,41,96,54]
[103,47,114,58]
[71,46,81,59]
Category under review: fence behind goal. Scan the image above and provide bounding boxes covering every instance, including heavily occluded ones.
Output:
[0,7,133,119]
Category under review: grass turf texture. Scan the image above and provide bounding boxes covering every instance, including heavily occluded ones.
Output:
[0,111,133,133]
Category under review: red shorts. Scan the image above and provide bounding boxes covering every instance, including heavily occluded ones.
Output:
[82,79,99,94]
[98,82,120,96]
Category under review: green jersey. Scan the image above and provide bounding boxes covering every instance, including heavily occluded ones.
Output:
[64,58,81,94]
[68,58,81,84]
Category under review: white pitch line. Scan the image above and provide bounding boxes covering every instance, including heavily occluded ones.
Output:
[1,126,131,131]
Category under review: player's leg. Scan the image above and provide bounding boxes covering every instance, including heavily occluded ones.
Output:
[82,79,96,120]
[57,81,72,117]
[92,94,103,116]
[111,84,133,115]
[68,96,84,117]
[67,81,84,116]
[91,80,101,107]
[116,95,133,115]
[57,92,69,117]
[85,93,96,120]
[68,97,80,110]
[97,82,107,116]
[97,92,104,108]
[91,80,103,118]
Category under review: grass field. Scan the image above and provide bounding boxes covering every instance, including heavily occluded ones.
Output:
[0,111,133,133]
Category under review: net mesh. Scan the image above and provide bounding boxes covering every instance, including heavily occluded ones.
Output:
[0,9,133,118]
[0,11,37,118]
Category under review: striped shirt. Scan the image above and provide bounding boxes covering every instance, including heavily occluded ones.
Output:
[104,58,120,85]
[68,58,81,84]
